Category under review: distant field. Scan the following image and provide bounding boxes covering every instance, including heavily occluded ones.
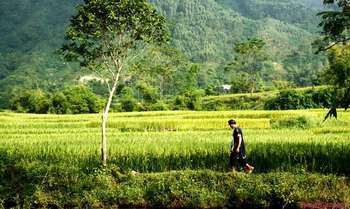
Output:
[1,109,349,174]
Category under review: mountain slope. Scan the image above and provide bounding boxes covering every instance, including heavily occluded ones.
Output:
[215,0,322,32]
[152,0,320,63]
[0,0,325,108]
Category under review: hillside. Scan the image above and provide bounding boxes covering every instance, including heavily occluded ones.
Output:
[0,0,326,108]
[216,0,322,32]
[151,0,321,63]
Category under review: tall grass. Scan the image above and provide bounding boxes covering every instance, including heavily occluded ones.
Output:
[0,110,349,174]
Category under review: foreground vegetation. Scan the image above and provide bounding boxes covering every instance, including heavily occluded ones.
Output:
[1,167,349,209]
[0,110,349,208]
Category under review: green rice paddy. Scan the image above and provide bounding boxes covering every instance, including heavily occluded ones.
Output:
[1,109,349,174]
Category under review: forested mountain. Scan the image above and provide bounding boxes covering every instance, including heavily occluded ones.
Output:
[153,0,320,63]
[216,0,322,31]
[0,0,326,108]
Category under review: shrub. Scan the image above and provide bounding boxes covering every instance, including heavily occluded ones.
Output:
[136,81,159,103]
[172,95,189,110]
[62,85,104,114]
[202,93,272,111]
[172,90,204,111]
[120,97,138,112]
[10,89,50,113]
[310,88,333,108]
[185,90,204,111]
[151,101,169,111]
[265,90,305,110]
[10,86,104,114]
[272,80,296,90]
[48,92,70,114]
[264,88,334,110]
[1,167,347,209]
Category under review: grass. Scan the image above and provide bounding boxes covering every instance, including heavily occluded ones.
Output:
[1,110,350,173]
[0,109,349,208]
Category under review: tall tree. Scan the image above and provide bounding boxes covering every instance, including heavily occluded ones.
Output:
[315,0,350,119]
[147,47,187,97]
[62,0,169,166]
[322,45,350,119]
[132,46,191,97]
[226,38,268,93]
[315,0,350,51]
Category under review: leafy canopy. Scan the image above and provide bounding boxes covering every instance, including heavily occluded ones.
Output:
[316,0,350,51]
[230,38,268,73]
[62,0,169,68]
[316,0,350,119]
[226,38,268,93]
[323,45,350,110]
[325,44,350,88]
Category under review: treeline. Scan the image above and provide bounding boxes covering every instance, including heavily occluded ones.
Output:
[10,86,103,114]
[10,86,337,114]
[203,86,336,111]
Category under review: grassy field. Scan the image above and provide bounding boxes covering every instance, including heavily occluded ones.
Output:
[0,109,350,208]
[1,109,350,173]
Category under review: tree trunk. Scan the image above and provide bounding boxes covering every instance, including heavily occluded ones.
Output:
[101,73,120,166]
[250,76,255,95]
[160,75,164,98]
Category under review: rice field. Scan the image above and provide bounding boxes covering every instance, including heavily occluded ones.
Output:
[1,109,350,174]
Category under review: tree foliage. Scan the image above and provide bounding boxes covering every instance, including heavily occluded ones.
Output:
[315,0,350,51]
[62,0,169,68]
[322,45,350,112]
[226,38,268,93]
[316,0,350,119]
[10,86,104,114]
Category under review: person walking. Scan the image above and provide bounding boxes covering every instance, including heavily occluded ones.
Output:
[228,119,254,174]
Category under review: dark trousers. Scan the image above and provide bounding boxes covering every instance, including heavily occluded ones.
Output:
[230,151,247,169]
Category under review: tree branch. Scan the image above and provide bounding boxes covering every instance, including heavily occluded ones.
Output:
[321,37,350,51]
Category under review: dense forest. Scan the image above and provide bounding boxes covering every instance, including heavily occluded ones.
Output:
[0,0,327,109]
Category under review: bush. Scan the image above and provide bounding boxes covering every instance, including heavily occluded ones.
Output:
[264,87,334,110]
[10,86,104,114]
[202,93,272,111]
[272,80,296,90]
[265,90,305,110]
[48,92,70,114]
[10,89,50,113]
[172,95,189,110]
[310,88,333,108]
[172,90,204,111]
[120,97,138,112]
[61,85,104,114]
[151,100,169,111]
[185,90,204,110]
[136,81,159,103]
